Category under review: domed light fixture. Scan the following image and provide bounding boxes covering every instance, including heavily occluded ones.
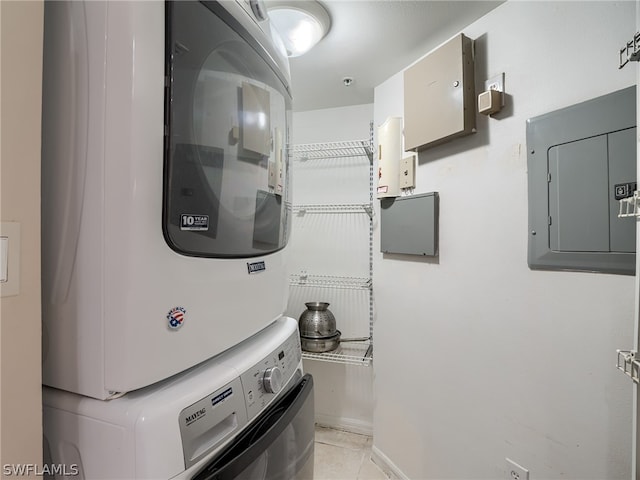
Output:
[267,1,331,58]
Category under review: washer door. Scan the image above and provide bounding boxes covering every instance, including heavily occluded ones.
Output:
[192,374,314,480]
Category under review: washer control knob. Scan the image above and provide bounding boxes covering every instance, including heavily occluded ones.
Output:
[263,366,283,394]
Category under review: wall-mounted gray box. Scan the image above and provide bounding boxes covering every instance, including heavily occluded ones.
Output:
[404,34,475,151]
[380,192,439,256]
[527,86,636,275]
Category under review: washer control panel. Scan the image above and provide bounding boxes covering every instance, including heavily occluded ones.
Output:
[178,376,248,468]
[177,318,301,469]
[240,328,301,420]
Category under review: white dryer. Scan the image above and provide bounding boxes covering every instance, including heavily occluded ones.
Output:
[41,0,294,400]
[43,317,314,480]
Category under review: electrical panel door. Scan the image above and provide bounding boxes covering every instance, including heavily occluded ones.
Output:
[527,86,636,275]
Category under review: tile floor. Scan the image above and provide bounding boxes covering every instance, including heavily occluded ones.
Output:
[313,426,388,480]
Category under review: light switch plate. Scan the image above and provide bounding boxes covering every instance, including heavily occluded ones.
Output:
[0,222,20,297]
[0,237,8,282]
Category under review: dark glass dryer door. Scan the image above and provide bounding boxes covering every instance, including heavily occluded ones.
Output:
[164,1,292,258]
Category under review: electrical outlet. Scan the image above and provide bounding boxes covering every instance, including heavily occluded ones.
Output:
[506,458,529,480]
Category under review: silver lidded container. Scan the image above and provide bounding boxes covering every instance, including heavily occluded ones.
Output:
[298,302,341,352]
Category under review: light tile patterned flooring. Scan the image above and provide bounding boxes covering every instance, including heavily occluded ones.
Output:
[313,426,388,480]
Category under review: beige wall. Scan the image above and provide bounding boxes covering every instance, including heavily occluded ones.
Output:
[0,1,43,475]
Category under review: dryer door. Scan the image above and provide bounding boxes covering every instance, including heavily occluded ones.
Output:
[164,1,292,258]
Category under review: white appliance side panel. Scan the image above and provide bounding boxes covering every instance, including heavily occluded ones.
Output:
[43,358,241,478]
[44,406,134,480]
[42,1,290,399]
[41,0,108,398]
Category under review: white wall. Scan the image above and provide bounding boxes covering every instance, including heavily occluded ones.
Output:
[373,2,635,479]
[293,104,373,144]
[0,0,43,474]
[290,104,375,433]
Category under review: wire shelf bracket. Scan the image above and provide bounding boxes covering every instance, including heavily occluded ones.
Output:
[616,349,640,384]
[619,32,640,69]
[618,191,640,218]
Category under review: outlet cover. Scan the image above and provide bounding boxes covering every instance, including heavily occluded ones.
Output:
[485,72,505,93]
[506,458,529,480]
[400,155,416,189]
[485,73,505,107]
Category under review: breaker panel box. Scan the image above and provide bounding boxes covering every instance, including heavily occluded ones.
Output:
[527,86,636,275]
[404,33,475,151]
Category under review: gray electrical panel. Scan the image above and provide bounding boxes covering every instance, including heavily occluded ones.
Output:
[380,192,439,256]
[527,86,636,275]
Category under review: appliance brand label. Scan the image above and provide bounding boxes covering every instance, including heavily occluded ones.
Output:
[167,306,186,330]
[211,387,233,407]
[180,214,209,231]
[184,407,207,426]
[247,261,266,274]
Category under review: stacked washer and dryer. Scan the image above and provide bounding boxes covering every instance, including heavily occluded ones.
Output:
[41,1,313,478]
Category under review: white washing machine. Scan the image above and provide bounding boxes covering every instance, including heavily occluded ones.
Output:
[43,317,314,480]
[41,0,294,400]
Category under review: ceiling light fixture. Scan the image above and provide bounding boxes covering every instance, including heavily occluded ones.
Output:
[267,1,331,58]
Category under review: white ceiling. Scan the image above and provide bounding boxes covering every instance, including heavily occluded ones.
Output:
[274,0,503,112]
